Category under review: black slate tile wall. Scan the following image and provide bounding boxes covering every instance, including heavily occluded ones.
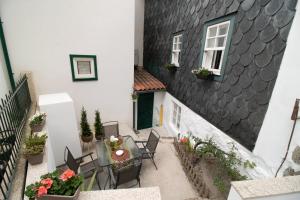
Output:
[143,0,297,150]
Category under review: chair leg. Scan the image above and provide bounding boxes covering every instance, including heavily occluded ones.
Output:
[96,172,101,190]
[151,157,158,170]
[137,178,141,187]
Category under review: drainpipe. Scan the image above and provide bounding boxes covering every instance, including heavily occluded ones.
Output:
[0,18,15,90]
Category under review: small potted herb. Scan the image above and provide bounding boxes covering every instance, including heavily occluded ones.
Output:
[94,110,104,141]
[164,63,177,72]
[24,133,47,165]
[25,169,83,200]
[191,68,214,80]
[80,107,93,143]
[29,112,47,132]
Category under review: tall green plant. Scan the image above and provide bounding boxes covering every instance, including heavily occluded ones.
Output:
[80,107,92,137]
[94,110,104,139]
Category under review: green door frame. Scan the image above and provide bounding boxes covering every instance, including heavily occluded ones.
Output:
[0,18,15,90]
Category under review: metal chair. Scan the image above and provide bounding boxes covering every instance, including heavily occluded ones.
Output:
[109,157,142,189]
[102,121,119,139]
[64,146,101,189]
[135,129,160,170]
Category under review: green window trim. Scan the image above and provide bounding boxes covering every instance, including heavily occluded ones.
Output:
[198,14,236,81]
[0,18,16,90]
[69,54,98,82]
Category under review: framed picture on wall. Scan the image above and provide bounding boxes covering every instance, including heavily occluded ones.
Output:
[70,54,98,81]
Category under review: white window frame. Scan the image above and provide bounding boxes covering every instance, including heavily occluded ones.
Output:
[171,34,183,67]
[202,21,230,75]
[172,102,181,130]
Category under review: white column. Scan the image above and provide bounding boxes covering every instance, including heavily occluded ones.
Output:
[39,93,82,167]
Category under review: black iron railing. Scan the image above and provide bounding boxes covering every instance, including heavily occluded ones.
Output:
[0,75,31,199]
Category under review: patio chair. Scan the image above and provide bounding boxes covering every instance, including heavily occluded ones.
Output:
[135,129,160,170]
[109,157,142,189]
[103,121,119,138]
[64,146,101,189]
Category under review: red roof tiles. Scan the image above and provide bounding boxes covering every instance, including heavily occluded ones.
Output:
[134,69,166,92]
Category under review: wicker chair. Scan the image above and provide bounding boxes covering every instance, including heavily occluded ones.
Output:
[109,157,142,189]
[103,121,119,139]
[135,129,160,169]
[64,146,101,189]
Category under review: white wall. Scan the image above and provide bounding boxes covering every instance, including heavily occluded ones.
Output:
[0,41,11,99]
[0,0,134,125]
[160,92,273,178]
[134,0,144,67]
[254,2,300,176]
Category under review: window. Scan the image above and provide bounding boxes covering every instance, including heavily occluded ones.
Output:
[172,102,181,129]
[171,34,183,67]
[202,21,230,75]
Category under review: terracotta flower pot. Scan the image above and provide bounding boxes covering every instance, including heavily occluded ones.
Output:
[38,188,80,200]
[81,135,93,143]
[30,120,46,132]
[25,151,44,165]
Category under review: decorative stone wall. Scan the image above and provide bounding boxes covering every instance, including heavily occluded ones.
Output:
[144,0,297,150]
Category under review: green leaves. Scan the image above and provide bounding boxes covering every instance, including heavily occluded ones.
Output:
[94,110,104,138]
[80,107,92,137]
[24,133,47,155]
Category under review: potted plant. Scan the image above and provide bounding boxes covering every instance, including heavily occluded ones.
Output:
[164,63,177,72]
[25,169,83,200]
[94,110,104,141]
[24,133,47,165]
[191,68,214,80]
[29,112,47,132]
[80,107,93,143]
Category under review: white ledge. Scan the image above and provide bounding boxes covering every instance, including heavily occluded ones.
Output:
[232,175,300,199]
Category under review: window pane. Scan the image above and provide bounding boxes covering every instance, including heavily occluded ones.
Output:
[218,23,229,35]
[212,50,223,69]
[203,50,213,68]
[206,38,216,48]
[178,43,182,50]
[208,27,217,37]
[217,36,226,47]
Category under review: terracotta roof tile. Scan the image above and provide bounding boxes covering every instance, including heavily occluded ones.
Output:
[134,69,166,92]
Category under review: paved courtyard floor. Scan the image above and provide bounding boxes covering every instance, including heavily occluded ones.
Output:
[84,124,199,200]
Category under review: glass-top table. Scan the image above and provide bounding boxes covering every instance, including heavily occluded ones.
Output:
[95,135,142,167]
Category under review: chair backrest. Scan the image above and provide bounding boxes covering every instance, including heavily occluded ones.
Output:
[64,147,80,174]
[114,157,142,186]
[145,129,160,153]
[103,121,119,138]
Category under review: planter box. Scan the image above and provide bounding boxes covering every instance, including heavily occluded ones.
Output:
[38,188,80,200]
[195,73,214,80]
[30,120,46,132]
[25,151,44,165]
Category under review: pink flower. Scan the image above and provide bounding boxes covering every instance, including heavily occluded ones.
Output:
[37,186,47,197]
[41,178,53,189]
[60,169,75,181]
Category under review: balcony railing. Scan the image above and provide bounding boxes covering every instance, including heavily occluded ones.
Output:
[0,75,31,199]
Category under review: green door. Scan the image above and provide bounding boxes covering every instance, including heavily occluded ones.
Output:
[137,93,154,130]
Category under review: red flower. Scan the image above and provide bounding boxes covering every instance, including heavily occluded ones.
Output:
[41,178,53,189]
[60,169,75,181]
[37,186,47,197]
[180,137,188,143]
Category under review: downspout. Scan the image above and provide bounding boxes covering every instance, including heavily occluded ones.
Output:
[0,18,15,90]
